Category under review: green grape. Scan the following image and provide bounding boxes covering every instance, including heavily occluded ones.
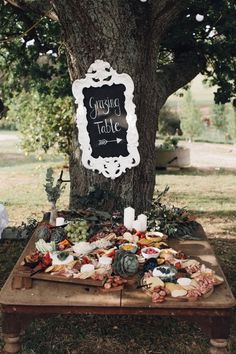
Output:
[66,219,88,242]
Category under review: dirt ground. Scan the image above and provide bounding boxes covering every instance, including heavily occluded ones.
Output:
[0,133,19,141]
[181,141,236,170]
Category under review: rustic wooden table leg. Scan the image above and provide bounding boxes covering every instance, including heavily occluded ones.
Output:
[185,313,230,354]
[209,339,228,354]
[2,312,34,354]
[209,316,230,354]
[3,333,21,354]
[2,313,22,354]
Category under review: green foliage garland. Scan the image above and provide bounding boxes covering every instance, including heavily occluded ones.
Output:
[44,168,66,204]
[147,186,199,238]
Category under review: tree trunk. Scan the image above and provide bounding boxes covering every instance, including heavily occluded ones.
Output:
[52,0,183,213]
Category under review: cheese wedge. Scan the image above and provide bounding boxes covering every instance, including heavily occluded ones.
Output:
[45,264,65,273]
[165,282,187,297]
[180,279,199,291]
[214,275,224,285]
[171,289,187,298]
[157,258,165,265]
[181,259,200,268]
[143,276,164,291]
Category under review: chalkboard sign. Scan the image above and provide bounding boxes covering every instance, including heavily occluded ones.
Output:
[83,83,129,159]
[72,60,140,179]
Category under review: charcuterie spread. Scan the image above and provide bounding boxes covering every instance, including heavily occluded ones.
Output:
[21,211,224,303]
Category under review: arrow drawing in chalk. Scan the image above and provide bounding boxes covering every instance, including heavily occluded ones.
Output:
[98,138,122,146]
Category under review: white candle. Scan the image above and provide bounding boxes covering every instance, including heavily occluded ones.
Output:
[124,207,135,230]
[132,219,142,231]
[137,214,147,232]
[56,217,65,226]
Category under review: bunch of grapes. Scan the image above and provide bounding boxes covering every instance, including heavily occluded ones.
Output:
[65,220,88,243]
[113,224,127,236]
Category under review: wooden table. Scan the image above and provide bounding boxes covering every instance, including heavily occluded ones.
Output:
[0,234,235,354]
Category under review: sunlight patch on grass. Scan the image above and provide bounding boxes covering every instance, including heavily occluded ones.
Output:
[156,171,236,214]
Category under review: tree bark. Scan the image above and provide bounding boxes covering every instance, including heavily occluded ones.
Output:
[50,0,184,213]
[7,0,206,213]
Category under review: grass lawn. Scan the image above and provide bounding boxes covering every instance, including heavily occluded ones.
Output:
[0,131,70,226]
[156,168,236,240]
[0,131,236,353]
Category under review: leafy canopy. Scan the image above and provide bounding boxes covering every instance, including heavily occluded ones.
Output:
[0,1,70,98]
[6,90,74,155]
[0,0,235,154]
[0,0,235,103]
[159,0,236,105]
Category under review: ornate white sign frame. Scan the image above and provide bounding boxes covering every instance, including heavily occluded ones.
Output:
[72,60,140,179]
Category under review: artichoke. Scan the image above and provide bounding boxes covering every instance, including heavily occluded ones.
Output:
[50,227,66,243]
[113,251,139,278]
[34,223,52,242]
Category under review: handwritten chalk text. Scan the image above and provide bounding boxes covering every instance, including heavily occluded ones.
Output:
[89,97,121,119]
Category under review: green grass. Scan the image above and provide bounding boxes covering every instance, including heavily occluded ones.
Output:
[155,168,236,239]
[156,168,236,213]
[196,127,233,145]
[0,162,70,225]
[0,131,70,225]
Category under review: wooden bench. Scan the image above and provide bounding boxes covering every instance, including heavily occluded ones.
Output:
[0,234,235,353]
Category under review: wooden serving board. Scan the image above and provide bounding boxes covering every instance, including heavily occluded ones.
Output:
[12,265,106,289]
[32,272,106,287]
[143,286,214,302]
[100,285,124,293]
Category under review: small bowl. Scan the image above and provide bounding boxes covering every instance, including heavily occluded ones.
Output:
[141,247,160,259]
[51,253,74,266]
[119,243,138,253]
[153,265,177,281]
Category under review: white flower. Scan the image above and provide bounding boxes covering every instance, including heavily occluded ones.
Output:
[196,14,204,22]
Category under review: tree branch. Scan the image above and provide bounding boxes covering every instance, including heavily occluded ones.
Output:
[151,0,186,34]
[157,50,207,100]
[2,4,39,44]
[6,0,58,21]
